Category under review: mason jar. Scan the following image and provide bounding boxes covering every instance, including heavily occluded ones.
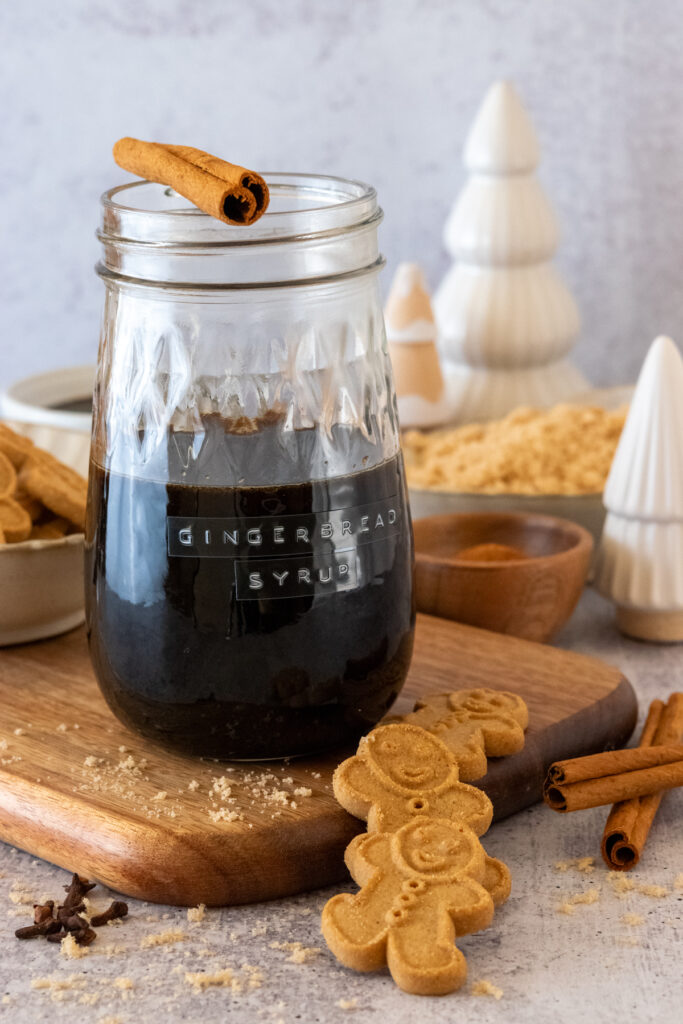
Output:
[86,174,415,759]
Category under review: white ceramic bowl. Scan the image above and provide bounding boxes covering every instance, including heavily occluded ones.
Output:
[0,366,94,434]
[0,422,90,646]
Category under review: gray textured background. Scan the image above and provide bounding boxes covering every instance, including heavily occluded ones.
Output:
[2,0,683,389]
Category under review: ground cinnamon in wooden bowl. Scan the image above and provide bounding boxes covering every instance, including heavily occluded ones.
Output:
[414,511,593,642]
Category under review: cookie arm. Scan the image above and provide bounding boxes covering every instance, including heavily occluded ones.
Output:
[481,854,512,906]
[333,756,385,824]
[322,833,395,972]
[445,782,493,836]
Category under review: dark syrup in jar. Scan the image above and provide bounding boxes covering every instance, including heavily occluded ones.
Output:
[85,422,415,758]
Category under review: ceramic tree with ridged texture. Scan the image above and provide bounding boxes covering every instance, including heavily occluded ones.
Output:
[434,80,588,423]
[384,263,449,429]
[595,335,683,642]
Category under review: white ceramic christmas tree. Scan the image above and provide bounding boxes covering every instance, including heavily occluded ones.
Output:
[595,335,683,642]
[434,80,588,422]
[384,262,449,428]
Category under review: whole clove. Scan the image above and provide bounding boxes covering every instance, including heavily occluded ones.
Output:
[62,874,96,910]
[15,918,61,940]
[14,873,128,950]
[90,900,128,927]
[47,926,97,946]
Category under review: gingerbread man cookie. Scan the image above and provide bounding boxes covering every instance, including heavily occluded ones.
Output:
[322,816,511,995]
[391,687,529,781]
[333,723,493,835]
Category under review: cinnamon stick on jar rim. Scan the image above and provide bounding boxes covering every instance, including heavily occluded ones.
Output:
[602,693,683,871]
[113,138,269,226]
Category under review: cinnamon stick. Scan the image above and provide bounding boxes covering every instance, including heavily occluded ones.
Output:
[543,759,683,812]
[113,139,269,225]
[602,694,683,870]
[546,745,683,787]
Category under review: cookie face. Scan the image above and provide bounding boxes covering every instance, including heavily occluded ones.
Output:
[396,687,529,780]
[365,724,452,791]
[393,819,480,879]
[333,722,493,836]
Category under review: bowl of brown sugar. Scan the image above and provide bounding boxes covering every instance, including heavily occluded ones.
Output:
[403,395,630,547]
[414,510,593,642]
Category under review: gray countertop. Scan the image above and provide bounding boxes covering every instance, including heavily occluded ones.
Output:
[1,587,681,1024]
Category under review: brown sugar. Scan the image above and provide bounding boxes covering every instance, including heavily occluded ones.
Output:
[403,403,627,495]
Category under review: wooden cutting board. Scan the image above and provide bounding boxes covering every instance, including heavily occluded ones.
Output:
[0,616,636,907]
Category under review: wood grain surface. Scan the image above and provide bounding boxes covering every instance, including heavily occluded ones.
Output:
[0,616,637,906]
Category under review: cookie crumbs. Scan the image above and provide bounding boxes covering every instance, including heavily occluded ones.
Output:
[621,913,645,927]
[31,974,86,992]
[113,977,133,992]
[78,992,100,1006]
[638,884,668,898]
[554,856,595,874]
[187,903,206,924]
[57,723,68,732]
[140,929,186,948]
[337,997,358,1009]
[0,739,8,751]
[118,746,128,753]
[294,787,312,798]
[311,772,321,779]
[9,882,34,904]
[2,995,11,1005]
[152,790,168,802]
[185,968,236,992]
[269,940,321,964]
[61,933,88,959]
[241,964,265,989]
[675,873,683,891]
[472,979,504,1000]
[569,890,600,906]
[13,728,24,736]
[607,873,635,896]
[557,890,600,914]
[616,935,640,948]
[188,779,200,792]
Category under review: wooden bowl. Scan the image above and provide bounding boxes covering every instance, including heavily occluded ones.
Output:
[414,512,593,642]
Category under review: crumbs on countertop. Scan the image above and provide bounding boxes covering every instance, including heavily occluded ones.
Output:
[472,979,504,999]
[268,940,321,964]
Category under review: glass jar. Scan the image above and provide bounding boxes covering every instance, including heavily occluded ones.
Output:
[86,174,415,759]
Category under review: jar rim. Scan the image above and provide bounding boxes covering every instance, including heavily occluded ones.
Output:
[100,173,379,247]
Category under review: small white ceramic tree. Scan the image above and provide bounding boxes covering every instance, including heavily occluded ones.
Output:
[384,262,449,428]
[434,80,587,422]
[595,335,683,642]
